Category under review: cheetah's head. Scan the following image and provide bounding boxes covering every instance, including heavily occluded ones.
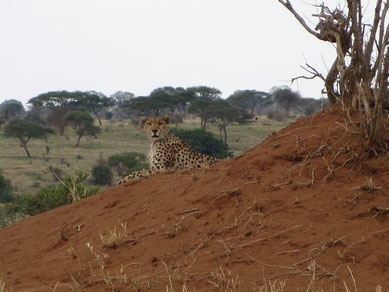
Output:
[141,116,170,142]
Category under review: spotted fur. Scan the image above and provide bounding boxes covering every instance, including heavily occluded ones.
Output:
[118,116,221,184]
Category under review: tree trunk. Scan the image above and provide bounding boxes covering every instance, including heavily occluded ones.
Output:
[20,139,31,158]
[93,109,102,127]
[223,126,227,144]
[201,118,207,130]
[96,114,102,127]
[76,136,81,147]
[250,106,255,115]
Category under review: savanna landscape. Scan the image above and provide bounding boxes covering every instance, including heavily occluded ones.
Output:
[1,0,389,291]
[0,115,288,198]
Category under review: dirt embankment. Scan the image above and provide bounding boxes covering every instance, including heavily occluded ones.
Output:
[1,107,389,291]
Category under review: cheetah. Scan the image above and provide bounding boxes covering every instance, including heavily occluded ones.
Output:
[118,116,222,184]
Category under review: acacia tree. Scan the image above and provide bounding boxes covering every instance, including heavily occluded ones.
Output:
[202,100,253,143]
[64,111,101,147]
[187,86,222,101]
[279,0,389,148]
[125,96,171,117]
[0,100,25,120]
[187,86,222,129]
[188,99,214,129]
[271,86,301,117]
[227,90,270,114]
[28,91,83,135]
[78,91,114,126]
[3,119,54,158]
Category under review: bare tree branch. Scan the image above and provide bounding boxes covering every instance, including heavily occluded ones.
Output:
[291,64,326,84]
[278,0,322,39]
[280,0,389,148]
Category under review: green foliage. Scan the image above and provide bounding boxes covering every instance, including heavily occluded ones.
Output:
[3,119,54,158]
[200,100,253,143]
[48,165,64,181]
[6,172,100,216]
[28,90,83,110]
[267,111,287,121]
[170,128,233,158]
[4,119,54,140]
[123,87,195,117]
[123,96,166,117]
[227,90,271,114]
[0,174,14,203]
[64,111,101,146]
[0,204,20,227]
[8,187,68,216]
[76,122,101,142]
[105,111,113,120]
[110,91,135,107]
[28,91,92,135]
[108,152,148,176]
[188,99,214,129]
[91,164,113,185]
[187,86,222,101]
[64,111,94,129]
[0,99,25,120]
[78,91,115,126]
[299,98,327,116]
[271,86,301,116]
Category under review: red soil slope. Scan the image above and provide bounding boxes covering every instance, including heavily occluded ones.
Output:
[1,107,389,292]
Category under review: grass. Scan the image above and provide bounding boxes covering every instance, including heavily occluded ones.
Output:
[0,117,292,196]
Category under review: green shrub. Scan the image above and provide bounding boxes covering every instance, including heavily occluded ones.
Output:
[7,187,68,216]
[105,111,113,120]
[91,164,113,185]
[108,152,148,176]
[6,171,100,216]
[0,204,20,227]
[169,128,233,159]
[0,174,14,203]
[48,166,64,181]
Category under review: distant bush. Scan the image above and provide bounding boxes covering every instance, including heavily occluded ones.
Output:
[6,171,100,216]
[105,111,113,120]
[91,164,113,185]
[0,174,14,203]
[169,128,233,159]
[266,111,287,122]
[108,152,148,176]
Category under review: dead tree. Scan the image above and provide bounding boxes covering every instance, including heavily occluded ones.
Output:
[279,0,389,149]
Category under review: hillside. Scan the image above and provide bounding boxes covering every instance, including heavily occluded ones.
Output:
[1,106,388,291]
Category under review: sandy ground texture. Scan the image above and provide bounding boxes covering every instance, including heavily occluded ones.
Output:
[1,106,389,291]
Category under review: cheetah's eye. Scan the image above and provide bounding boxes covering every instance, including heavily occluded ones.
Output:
[158,122,162,125]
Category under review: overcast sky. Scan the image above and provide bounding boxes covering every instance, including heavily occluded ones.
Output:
[0,0,342,105]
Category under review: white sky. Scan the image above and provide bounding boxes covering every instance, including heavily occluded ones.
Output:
[0,0,344,105]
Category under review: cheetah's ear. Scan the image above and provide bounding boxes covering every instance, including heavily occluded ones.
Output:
[140,117,148,127]
[162,115,170,124]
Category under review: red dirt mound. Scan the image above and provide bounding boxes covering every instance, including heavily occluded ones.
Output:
[1,107,389,291]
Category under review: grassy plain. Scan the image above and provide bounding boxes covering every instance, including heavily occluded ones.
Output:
[0,117,293,196]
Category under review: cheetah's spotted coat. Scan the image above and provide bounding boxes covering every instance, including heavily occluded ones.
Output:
[118,116,221,184]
